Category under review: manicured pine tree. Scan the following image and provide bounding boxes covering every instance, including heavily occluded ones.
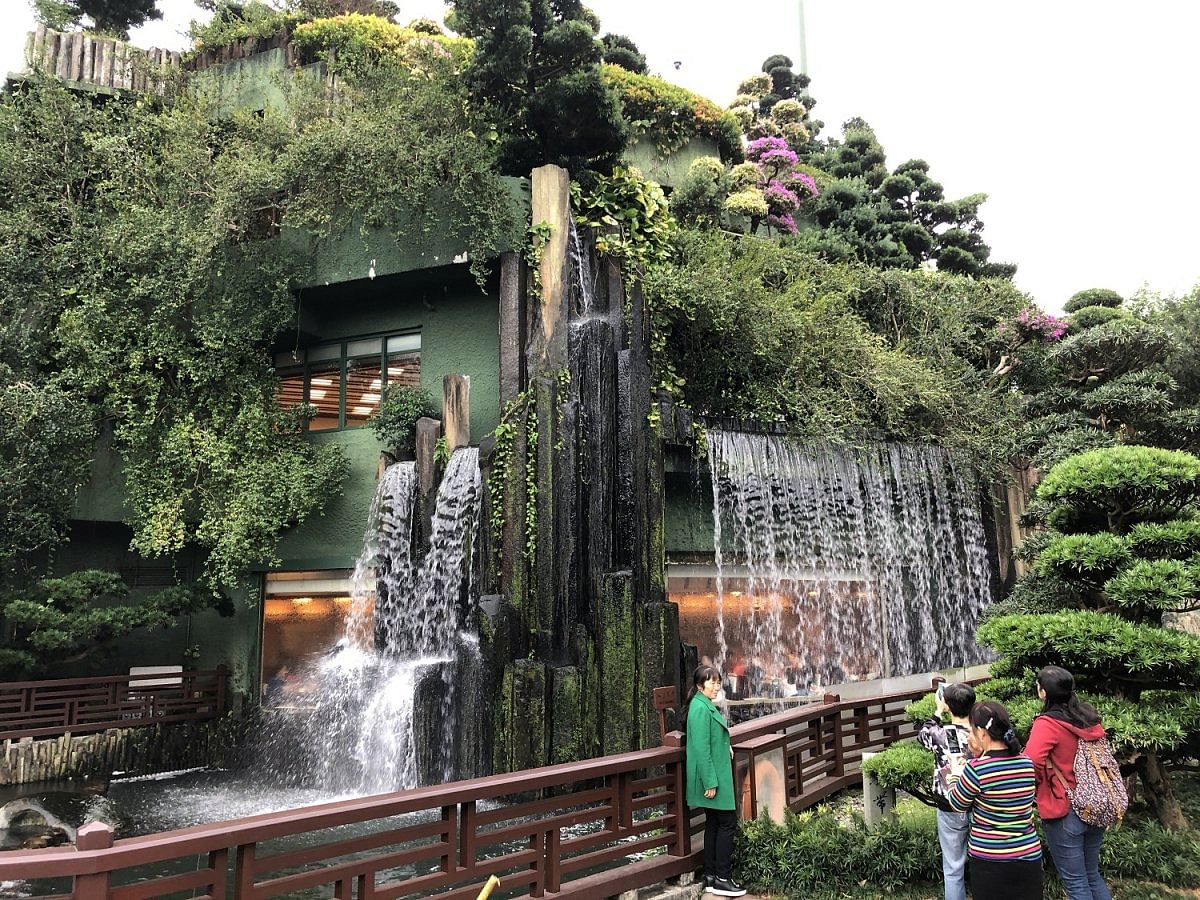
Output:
[980,444,1200,830]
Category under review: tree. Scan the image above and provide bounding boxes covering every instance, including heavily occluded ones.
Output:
[32,0,162,39]
[1003,288,1199,472]
[728,54,822,155]
[0,570,234,678]
[447,0,628,175]
[978,445,1200,830]
[600,33,646,74]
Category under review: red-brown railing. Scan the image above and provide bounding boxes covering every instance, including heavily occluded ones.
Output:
[0,680,936,899]
[0,667,229,742]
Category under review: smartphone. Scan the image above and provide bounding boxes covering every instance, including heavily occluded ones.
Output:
[945,726,964,756]
[936,682,945,702]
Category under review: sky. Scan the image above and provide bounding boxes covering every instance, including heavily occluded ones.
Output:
[1,0,1197,312]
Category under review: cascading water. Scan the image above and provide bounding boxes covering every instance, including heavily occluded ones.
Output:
[707,430,993,692]
[258,450,482,794]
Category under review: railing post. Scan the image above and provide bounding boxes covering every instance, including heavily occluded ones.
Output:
[73,822,113,900]
[664,732,690,857]
[826,694,844,779]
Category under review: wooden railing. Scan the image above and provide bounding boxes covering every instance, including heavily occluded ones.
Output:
[0,668,229,742]
[0,681,935,899]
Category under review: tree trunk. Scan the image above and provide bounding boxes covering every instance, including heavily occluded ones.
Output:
[1135,752,1188,831]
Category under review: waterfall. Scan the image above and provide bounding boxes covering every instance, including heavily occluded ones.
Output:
[706,430,993,691]
[259,450,482,793]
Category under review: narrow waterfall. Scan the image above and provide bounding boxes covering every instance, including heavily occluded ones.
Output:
[706,430,993,691]
[259,450,482,793]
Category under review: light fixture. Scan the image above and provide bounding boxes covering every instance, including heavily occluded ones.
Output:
[292,597,313,605]
[352,406,373,416]
[309,389,327,400]
[312,378,333,387]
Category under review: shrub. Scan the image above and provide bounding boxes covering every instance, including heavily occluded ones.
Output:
[1105,558,1200,615]
[670,156,727,229]
[187,1,304,52]
[291,14,472,75]
[1127,519,1200,560]
[1048,318,1177,384]
[1066,287,1125,313]
[1032,446,1200,533]
[1035,532,1131,584]
[369,385,438,458]
[601,65,742,162]
[1071,304,1128,331]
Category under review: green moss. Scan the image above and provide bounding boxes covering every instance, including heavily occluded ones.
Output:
[599,571,640,754]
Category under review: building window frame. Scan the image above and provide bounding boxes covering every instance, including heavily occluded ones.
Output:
[274,329,422,432]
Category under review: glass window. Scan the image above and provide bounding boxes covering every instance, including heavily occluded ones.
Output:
[273,332,422,431]
[308,343,341,362]
[345,358,383,428]
[308,363,342,430]
[386,351,421,389]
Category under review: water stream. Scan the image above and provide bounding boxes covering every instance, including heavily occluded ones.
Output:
[258,449,482,793]
[707,430,993,690]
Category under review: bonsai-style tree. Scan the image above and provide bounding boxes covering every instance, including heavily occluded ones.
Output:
[33,0,162,38]
[447,0,628,175]
[1007,288,1198,473]
[599,33,647,74]
[0,570,234,678]
[980,444,1200,830]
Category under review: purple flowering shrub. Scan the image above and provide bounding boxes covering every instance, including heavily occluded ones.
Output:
[996,307,1069,345]
[736,137,819,234]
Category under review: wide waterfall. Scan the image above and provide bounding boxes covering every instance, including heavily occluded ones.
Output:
[706,430,993,691]
[258,449,482,793]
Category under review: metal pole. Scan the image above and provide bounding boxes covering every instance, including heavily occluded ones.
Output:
[797,0,809,75]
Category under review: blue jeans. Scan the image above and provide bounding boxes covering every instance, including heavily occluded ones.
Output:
[936,808,970,900]
[1043,809,1111,900]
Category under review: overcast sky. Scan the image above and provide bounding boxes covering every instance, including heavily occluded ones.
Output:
[2,0,1196,312]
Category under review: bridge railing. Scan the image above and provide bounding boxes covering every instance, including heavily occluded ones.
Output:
[0,680,936,899]
[0,667,229,742]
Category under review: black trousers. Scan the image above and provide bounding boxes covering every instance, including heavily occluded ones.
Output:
[703,808,737,881]
[969,857,1043,900]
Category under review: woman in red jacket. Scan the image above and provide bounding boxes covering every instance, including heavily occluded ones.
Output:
[1024,666,1111,900]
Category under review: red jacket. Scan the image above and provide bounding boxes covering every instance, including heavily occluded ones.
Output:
[1024,714,1107,820]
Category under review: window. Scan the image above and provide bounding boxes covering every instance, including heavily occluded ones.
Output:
[273,332,422,430]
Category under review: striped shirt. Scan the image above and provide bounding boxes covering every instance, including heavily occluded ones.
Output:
[946,751,1042,861]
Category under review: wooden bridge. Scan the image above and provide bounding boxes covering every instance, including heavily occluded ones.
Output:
[0,679,933,899]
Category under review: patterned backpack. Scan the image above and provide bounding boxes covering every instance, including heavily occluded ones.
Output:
[1049,735,1128,828]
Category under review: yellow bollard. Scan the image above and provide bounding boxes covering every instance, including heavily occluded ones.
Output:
[475,874,501,900]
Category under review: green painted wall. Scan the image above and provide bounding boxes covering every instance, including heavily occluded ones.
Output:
[624,136,720,189]
[189,47,311,119]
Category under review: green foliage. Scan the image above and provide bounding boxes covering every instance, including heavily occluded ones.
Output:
[369,385,439,457]
[669,156,728,229]
[448,0,627,176]
[188,2,305,52]
[643,229,1026,470]
[571,167,675,276]
[0,570,233,678]
[1140,283,1200,402]
[0,381,95,577]
[291,14,472,75]
[1127,519,1200,560]
[1071,304,1128,331]
[981,571,1077,620]
[600,65,742,162]
[1035,532,1131,584]
[1032,446,1200,534]
[979,611,1200,696]
[1067,287,1125,313]
[1105,559,1200,615]
[1049,318,1176,385]
[735,804,941,895]
[860,739,938,805]
[55,0,162,38]
[599,33,646,74]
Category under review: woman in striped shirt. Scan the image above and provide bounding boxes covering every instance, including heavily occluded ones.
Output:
[946,700,1043,900]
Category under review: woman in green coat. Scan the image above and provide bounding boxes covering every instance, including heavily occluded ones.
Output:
[685,665,745,898]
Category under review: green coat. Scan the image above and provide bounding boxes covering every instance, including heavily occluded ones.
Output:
[685,692,735,810]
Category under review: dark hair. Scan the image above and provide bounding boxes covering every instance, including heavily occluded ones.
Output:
[1037,666,1101,728]
[970,700,1023,753]
[686,664,722,707]
[943,682,975,719]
